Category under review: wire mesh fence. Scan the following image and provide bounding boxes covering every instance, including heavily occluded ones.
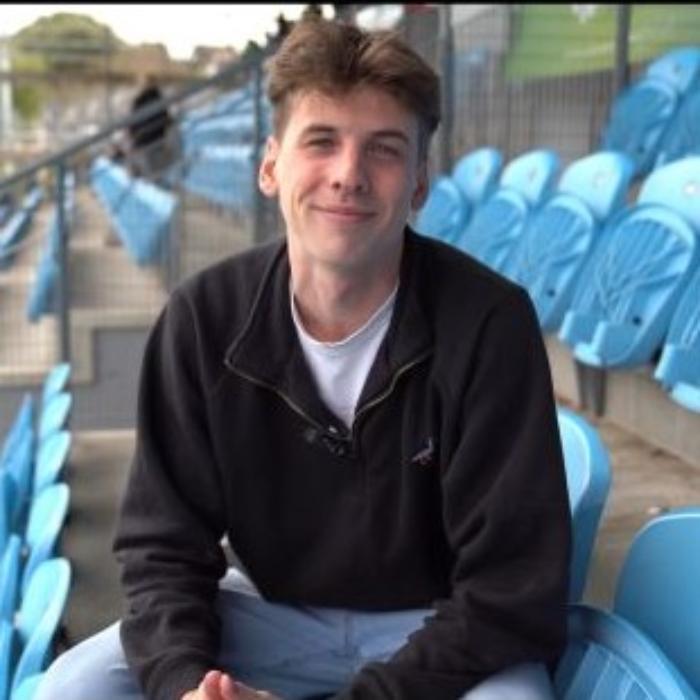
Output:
[0,4,698,432]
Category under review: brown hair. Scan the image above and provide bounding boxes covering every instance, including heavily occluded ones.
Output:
[266,18,441,158]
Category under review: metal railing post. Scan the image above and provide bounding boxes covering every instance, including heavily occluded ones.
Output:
[614,4,632,94]
[439,4,455,174]
[252,62,266,246]
[55,160,71,364]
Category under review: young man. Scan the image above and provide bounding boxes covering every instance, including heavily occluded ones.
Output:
[36,18,570,700]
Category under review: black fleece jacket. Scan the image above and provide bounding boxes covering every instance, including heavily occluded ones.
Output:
[113,228,571,700]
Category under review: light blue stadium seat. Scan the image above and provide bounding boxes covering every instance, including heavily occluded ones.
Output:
[4,433,34,532]
[21,484,70,596]
[32,432,71,498]
[614,507,700,696]
[554,604,699,699]
[25,252,58,324]
[602,47,700,177]
[645,46,700,94]
[655,88,700,168]
[0,397,33,472]
[654,263,700,412]
[12,673,43,700]
[0,472,11,553]
[508,151,635,331]
[415,176,470,244]
[91,158,178,266]
[37,393,71,444]
[0,619,11,700]
[1,558,72,700]
[0,535,21,623]
[559,156,700,368]
[451,147,503,209]
[41,365,71,407]
[182,144,255,212]
[557,408,612,601]
[456,148,560,273]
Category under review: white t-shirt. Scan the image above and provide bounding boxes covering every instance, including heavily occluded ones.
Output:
[291,285,398,429]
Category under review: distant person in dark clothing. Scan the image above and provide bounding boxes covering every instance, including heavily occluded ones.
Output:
[128,75,177,183]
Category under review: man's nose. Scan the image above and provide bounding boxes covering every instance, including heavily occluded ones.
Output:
[331,146,369,195]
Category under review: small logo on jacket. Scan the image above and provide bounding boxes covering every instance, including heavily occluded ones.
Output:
[411,437,435,467]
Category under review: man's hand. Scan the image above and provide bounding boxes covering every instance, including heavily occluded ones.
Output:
[181,670,281,700]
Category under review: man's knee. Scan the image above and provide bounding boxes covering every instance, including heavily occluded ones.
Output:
[34,622,140,700]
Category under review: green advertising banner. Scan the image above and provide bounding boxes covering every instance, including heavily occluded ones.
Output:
[505,4,700,80]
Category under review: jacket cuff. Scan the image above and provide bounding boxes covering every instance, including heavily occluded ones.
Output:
[150,660,210,700]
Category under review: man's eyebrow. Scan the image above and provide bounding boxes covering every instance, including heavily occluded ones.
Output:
[371,129,410,144]
[299,124,337,138]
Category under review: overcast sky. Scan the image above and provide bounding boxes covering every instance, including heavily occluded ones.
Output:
[1,4,335,59]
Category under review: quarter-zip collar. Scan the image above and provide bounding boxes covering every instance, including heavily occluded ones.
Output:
[224,228,434,431]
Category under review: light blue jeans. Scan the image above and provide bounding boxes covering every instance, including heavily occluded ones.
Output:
[35,569,554,700]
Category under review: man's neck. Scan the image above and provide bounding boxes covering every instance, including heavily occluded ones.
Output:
[291,260,400,343]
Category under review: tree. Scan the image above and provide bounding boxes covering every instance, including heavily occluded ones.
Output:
[10,12,125,123]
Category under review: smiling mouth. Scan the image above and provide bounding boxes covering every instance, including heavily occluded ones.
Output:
[313,206,374,220]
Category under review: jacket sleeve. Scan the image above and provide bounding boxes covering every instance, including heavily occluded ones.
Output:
[113,291,228,700]
[335,288,572,699]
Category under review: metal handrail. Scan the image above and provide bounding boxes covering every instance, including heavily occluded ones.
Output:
[0,47,272,193]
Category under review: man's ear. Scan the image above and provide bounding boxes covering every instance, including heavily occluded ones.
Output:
[258,136,280,197]
[410,160,429,211]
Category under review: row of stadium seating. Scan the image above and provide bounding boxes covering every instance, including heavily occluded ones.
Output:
[556,408,699,697]
[26,173,76,324]
[0,188,44,271]
[175,82,270,214]
[90,156,177,266]
[602,45,700,176]
[0,363,73,699]
[417,148,700,413]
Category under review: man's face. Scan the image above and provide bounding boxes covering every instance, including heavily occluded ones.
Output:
[259,86,428,275]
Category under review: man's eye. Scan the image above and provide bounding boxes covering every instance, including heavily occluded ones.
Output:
[307,138,334,149]
[370,143,400,157]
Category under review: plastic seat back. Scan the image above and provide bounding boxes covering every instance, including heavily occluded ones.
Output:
[12,559,71,697]
[456,149,560,272]
[22,484,70,596]
[499,148,560,206]
[41,364,71,406]
[555,604,699,699]
[646,46,700,95]
[415,176,470,244]
[509,152,634,330]
[451,147,503,207]
[0,471,11,553]
[0,396,34,471]
[656,88,700,168]
[0,619,12,700]
[5,433,35,531]
[0,535,21,622]
[457,189,529,271]
[33,431,71,498]
[37,392,72,444]
[654,264,700,412]
[602,77,678,176]
[12,673,43,700]
[557,408,612,601]
[557,151,636,221]
[560,158,700,368]
[614,508,700,696]
[600,46,700,177]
